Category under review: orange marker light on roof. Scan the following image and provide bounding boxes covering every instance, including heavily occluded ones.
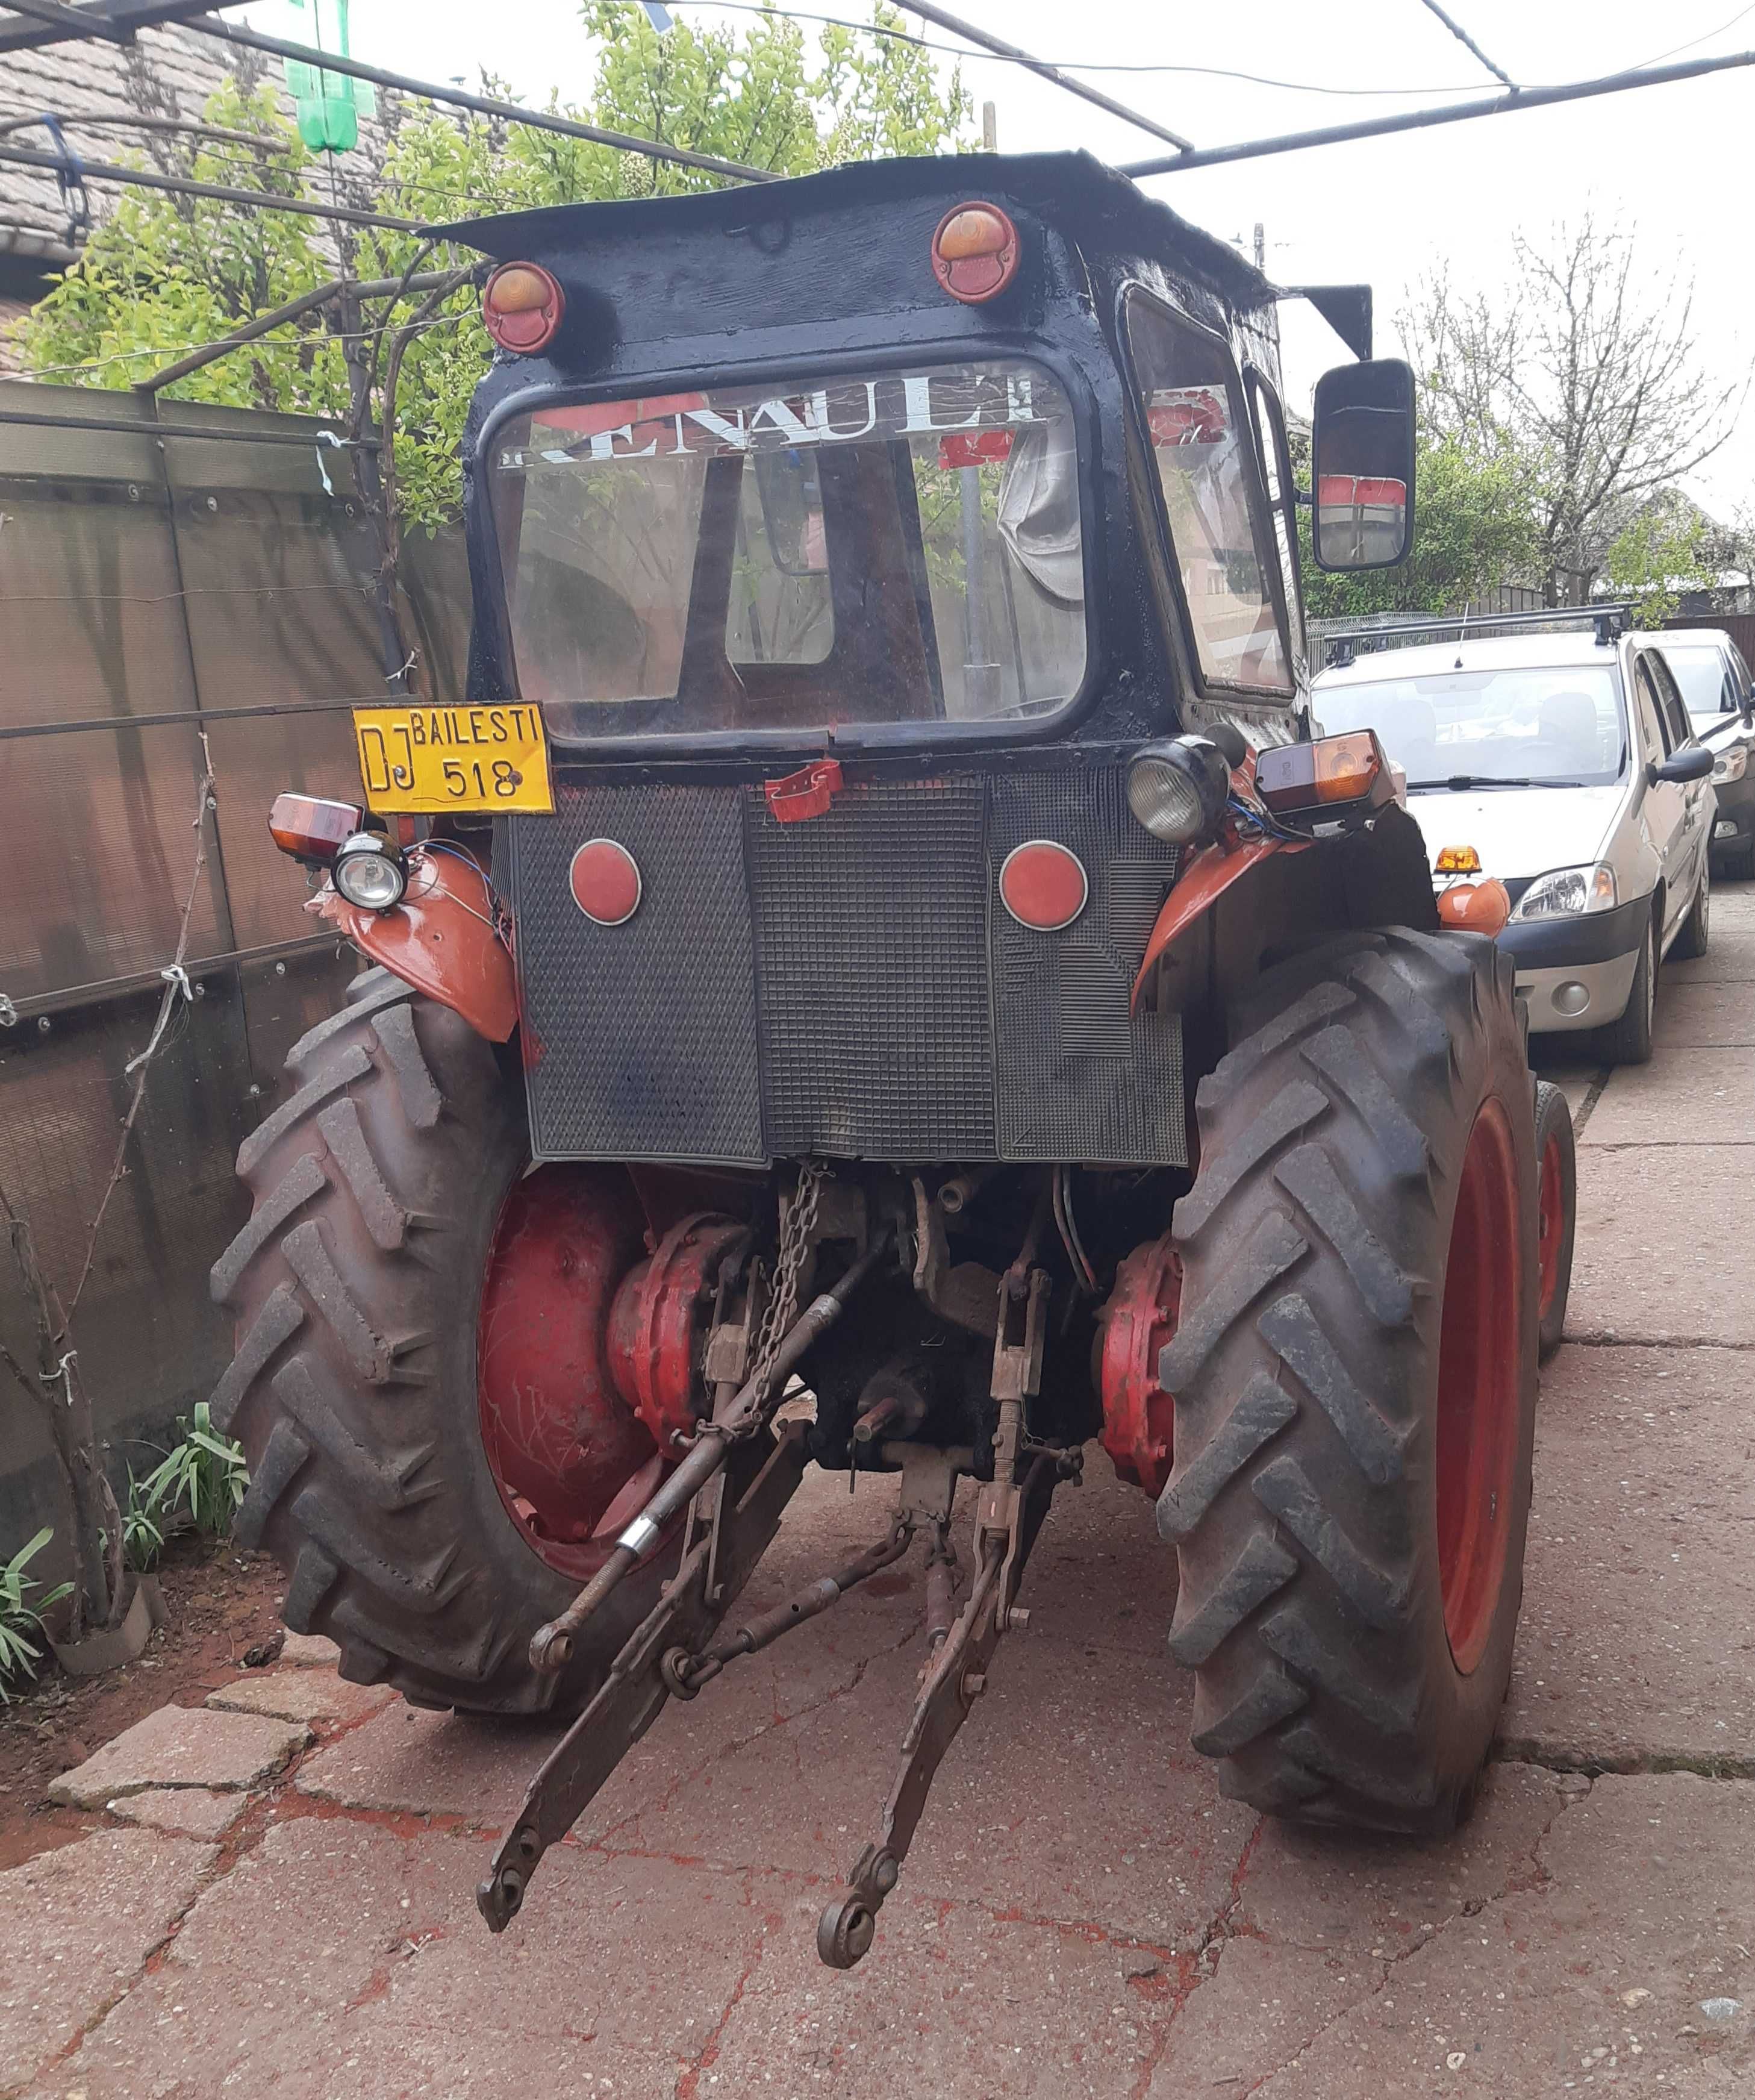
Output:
[482,261,565,354]
[930,202,1020,304]
[1436,844,1483,875]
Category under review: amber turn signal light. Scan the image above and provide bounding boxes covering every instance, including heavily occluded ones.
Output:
[482,261,565,354]
[930,202,1020,304]
[269,792,366,864]
[1256,731,1392,818]
[1436,844,1483,874]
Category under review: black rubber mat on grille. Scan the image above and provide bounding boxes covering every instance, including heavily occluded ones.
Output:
[509,783,765,1163]
[511,769,1184,1166]
[745,777,996,1159]
[988,769,1185,1164]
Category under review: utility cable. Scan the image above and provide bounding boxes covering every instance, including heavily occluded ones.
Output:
[1415,0,1519,90]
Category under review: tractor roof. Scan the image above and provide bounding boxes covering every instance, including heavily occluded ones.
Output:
[434,149,1274,314]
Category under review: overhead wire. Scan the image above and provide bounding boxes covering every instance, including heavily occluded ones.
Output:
[1414,0,1519,90]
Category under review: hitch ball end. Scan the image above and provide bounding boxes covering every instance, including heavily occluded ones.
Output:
[817,1893,876,1969]
[477,1866,524,1934]
[530,1623,574,1673]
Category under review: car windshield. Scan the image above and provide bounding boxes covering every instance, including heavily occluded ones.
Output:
[488,358,1088,743]
[1315,663,1627,788]
[1663,643,1734,729]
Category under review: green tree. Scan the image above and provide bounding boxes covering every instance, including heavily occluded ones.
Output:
[1602,502,1714,630]
[13,4,971,531]
[1299,432,1538,623]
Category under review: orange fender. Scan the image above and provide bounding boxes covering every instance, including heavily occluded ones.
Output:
[1131,832,1309,1014]
[310,845,519,1043]
[1436,878,1512,936]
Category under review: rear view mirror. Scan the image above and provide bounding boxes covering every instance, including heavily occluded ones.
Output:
[1312,358,1416,572]
[1654,746,1713,784]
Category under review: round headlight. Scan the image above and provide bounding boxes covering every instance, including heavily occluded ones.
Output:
[1126,737,1232,846]
[332,833,407,911]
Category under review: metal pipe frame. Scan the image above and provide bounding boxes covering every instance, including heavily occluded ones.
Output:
[0,0,229,57]
[184,12,776,186]
[0,134,424,230]
[905,0,1193,153]
[135,265,470,393]
[0,402,381,449]
[1124,45,1755,177]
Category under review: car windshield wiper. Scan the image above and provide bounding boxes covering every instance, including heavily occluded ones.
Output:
[1406,775,1590,791]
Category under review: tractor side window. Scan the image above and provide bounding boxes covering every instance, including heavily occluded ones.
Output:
[1244,366,1303,669]
[1124,293,1292,696]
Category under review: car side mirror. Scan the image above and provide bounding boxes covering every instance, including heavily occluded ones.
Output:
[1654,746,1713,784]
[1311,357,1416,572]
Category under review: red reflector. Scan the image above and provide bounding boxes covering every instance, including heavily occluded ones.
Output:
[999,840,1088,931]
[764,757,844,823]
[569,838,641,926]
[268,792,363,863]
[938,428,1014,470]
[482,261,565,355]
[930,201,1020,305]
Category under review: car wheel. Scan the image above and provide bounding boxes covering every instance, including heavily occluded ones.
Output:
[1597,907,1656,1066]
[1672,857,1710,961]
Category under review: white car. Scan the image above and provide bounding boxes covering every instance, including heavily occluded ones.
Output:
[1314,618,1715,1063]
[1650,625,1755,878]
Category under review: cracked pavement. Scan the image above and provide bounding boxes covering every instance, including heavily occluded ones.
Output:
[8,898,1755,2097]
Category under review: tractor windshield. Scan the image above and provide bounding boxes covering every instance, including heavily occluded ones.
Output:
[488,358,1088,742]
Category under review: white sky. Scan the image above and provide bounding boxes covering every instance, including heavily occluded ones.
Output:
[248,0,1755,515]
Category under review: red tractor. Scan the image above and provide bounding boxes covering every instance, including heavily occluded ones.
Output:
[214,151,1567,1969]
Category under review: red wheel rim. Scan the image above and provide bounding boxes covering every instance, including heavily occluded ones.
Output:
[476,1164,666,1581]
[1435,1099,1523,1675]
[1536,1131,1563,1325]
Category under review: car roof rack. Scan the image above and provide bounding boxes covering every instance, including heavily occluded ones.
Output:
[1320,603,1636,669]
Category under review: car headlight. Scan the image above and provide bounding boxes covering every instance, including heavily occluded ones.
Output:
[1713,746,1747,783]
[331,833,408,911]
[1510,863,1618,920]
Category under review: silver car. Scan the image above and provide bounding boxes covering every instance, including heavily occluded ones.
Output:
[1315,614,1715,1063]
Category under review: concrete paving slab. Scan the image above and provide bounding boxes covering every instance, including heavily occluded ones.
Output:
[0,1827,212,2098]
[1144,1938,1381,2097]
[1501,1344,1755,1772]
[1664,928,1755,983]
[1236,1761,1568,1951]
[702,1877,1184,2098]
[105,1786,250,1841]
[295,1704,562,1827]
[31,1819,770,2100]
[1654,978,1755,1048]
[206,1670,394,1728]
[1252,1773,1755,2096]
[278,1632,342,1668]
[46,1703,310,1809]
[1579,1045,1755,1146]
[903,1632,1257,1951]
[1567,1146,1755,1343]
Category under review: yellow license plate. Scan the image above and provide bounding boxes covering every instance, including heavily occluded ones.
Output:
[352,704,554,815]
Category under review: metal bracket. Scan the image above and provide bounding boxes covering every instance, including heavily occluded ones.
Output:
[910,1177,1002,1338]
[0,991,15,1028]
[479,1424,811,1933]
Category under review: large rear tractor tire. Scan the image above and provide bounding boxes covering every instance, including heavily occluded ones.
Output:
[210,970,676,1716]
[1159,928,1539,1834]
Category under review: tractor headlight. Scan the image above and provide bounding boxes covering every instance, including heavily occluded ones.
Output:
[1510,863,1617,920]
[332,833,408,911]
[1713,746,1747,784]
[1126,736,1232,846]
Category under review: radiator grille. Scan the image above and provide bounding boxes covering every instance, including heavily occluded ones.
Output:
[508,784,764,1162]
[746,777,994,1159]
[511,767,1185,1167]
[989,770,1184,1162]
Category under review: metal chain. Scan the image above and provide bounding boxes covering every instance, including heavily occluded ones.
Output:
[745,1161,826,1407]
